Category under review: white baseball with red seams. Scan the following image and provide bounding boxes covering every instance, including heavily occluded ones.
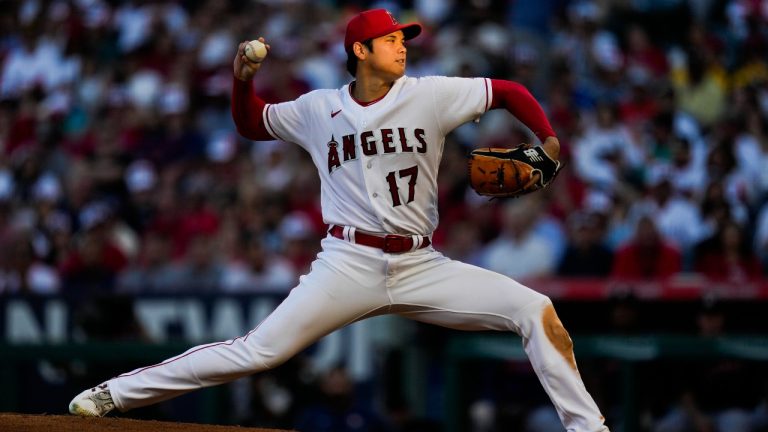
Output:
[103,74,609,431]
[244,39,267,63]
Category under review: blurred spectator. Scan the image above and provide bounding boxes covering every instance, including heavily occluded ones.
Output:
[623,24,668,80]
[162,233,223,293]
[1,28,51,99]
[278,211,321,277]
[550,0,615,107]
[0,230,59,294]
[599,191,636,250]
[137,110,205,168]
[611,215,682,280]
[705,138,755,216]
[650,89,711,212]
[546,155,589,223]
[440,220,484,266]
[661,136,707,198]
[557,210,613,277]
[671,48,726,129]
[27,173,72,263]
[479,199,557,280]
[693,220,762,283]
[221,232,297,292]
[122,159,158,232]
[572,101,644,192]
[699,179,748,238]
[433,140,472,245]
[115,231,176,294]
[617,70,658,130]
[59,202,128,292]
[655,82,707,149]
[627,176,706,255]
[170,172,221,257]
[732,106,768,201]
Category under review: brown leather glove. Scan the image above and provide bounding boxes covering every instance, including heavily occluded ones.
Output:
[468,144,561,198]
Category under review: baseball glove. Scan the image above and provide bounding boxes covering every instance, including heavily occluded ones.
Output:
[468,145,561,198]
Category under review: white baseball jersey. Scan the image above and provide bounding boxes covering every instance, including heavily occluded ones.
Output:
[94,74,609,432]
[262,75,492,235]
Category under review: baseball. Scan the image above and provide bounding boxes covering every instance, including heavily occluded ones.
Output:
[244,39,267,63]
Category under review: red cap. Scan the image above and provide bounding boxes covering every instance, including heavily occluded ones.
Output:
[344,9,422,52]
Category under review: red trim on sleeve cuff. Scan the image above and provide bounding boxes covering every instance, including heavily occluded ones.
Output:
[265,105,286,141]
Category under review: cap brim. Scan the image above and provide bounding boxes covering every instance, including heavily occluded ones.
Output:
[400,23,422,41]
[370,23,422,43]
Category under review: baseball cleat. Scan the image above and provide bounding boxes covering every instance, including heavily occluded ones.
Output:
[68,383,115,417]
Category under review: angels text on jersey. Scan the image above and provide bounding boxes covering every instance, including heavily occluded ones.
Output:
[326,128,427,174]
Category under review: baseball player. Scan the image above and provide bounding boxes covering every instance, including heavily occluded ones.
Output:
[70,9,609,431]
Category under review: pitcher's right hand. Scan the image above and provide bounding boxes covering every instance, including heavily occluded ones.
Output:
[234,37,270,81]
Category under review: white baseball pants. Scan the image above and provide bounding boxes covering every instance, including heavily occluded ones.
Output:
[108,236,608,431]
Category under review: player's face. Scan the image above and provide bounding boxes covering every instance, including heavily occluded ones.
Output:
[368,30,407,79]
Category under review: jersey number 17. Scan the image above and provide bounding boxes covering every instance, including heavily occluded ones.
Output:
[385,165,418,207]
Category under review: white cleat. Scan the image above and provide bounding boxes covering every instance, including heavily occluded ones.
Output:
[68,383,115,417]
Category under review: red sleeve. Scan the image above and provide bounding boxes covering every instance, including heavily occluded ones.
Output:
[490,79,556,142]
[231,77,274,141]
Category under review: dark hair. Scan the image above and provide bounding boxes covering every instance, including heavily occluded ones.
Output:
[345,39,374,77]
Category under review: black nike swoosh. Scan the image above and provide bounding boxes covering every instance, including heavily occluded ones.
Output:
[331,109,342,118]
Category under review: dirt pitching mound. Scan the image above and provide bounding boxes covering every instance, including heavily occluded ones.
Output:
[0,413,294,432]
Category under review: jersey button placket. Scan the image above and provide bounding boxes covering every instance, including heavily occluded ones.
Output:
[367,160,375,200]
[362,153,378,200]
[358,111,384,216]
[361,113,378,199]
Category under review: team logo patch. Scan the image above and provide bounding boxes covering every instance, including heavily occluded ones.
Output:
[386,11,399,25]
[327,135,341,173]
[524,148,543,162]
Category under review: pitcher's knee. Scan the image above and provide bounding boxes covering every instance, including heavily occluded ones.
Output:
[519,297,578,371]
[516,295,552,332]
[542,303,576,367]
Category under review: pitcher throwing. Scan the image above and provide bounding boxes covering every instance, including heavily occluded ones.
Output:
[70,9,609,431]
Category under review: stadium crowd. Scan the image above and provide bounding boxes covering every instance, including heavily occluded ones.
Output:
[2,0,768,430]
[1,0,768,295]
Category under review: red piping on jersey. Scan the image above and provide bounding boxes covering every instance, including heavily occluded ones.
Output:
[348,81,389,107]
[231,78,274,141]
[115,309,277,379]
[490,79,556,142]
[265,104,286,142]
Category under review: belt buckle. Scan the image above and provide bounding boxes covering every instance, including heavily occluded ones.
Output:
[383,234,407,253]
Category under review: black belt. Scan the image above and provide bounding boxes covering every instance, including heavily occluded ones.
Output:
[328,225,431,253]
